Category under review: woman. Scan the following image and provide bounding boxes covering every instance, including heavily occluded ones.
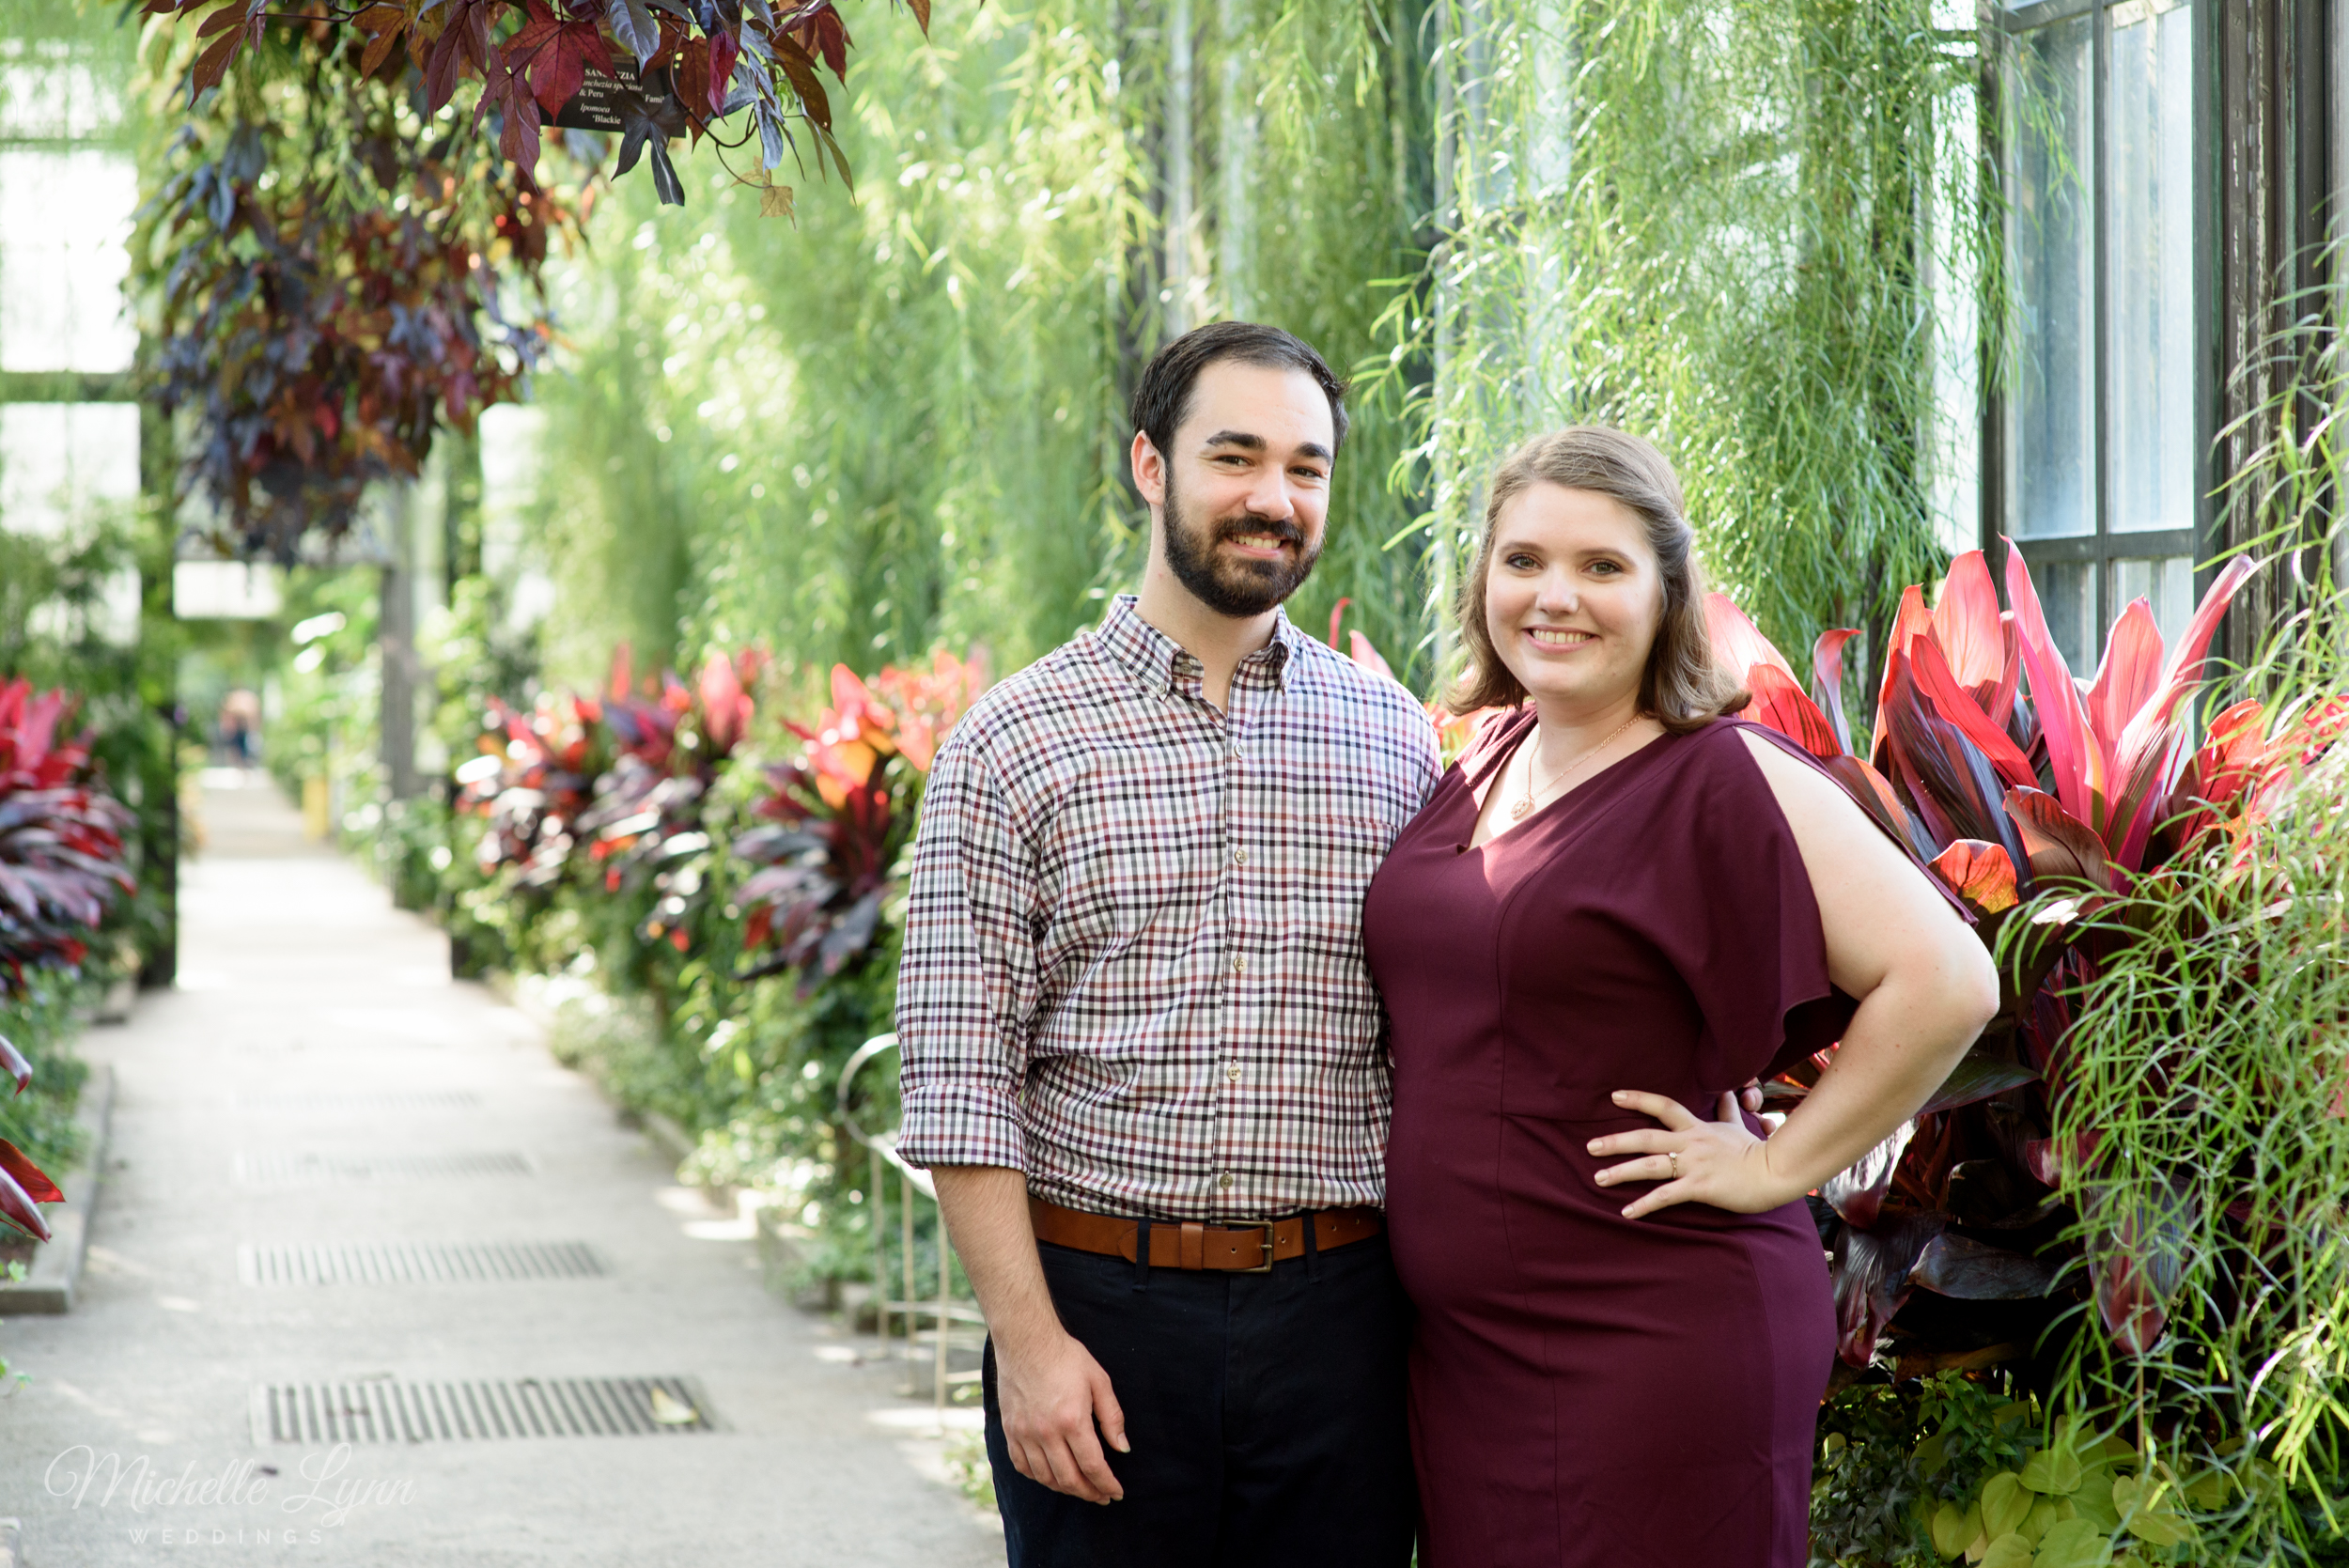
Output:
[1361,427,1998,1566]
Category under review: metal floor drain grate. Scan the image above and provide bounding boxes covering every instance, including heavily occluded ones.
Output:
[254,1376,719,1444]
[240,1240,606,1286]
[232,1091,484,1112]
[235,1151,535,1185]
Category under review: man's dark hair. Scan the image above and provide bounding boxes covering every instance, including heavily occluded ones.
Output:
[1130,321,1350,463]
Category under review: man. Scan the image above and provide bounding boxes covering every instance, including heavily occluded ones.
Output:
[894,320,1439,1567]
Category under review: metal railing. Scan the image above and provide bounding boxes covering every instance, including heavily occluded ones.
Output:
[836,1032,986,1417]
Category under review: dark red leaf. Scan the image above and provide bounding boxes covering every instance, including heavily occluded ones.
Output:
[1830,1209,1945,1367]
[707,26,740,115]
[1908,1232,2058,1299]
[0,1139,61,1204]
[190,25,243,97]
[2003,786,2117,893]
[1915,1048,2038,1116]
[0,1163,52,1243]
[2090,1183,2195,1356]
[1824,1119,1915,1230]
[1908,631,2037,789]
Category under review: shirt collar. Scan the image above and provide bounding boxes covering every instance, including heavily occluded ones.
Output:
[1096,594,1301,698]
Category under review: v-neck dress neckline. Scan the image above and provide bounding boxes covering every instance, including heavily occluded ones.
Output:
[1455,706,1672,856]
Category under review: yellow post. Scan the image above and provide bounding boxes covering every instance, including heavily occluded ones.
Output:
[302,774,330,841]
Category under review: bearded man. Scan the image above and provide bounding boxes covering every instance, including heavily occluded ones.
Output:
[895,321,1438,1567]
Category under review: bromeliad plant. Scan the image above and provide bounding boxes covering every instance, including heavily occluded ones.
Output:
[0,679,132,1244]
[1706,543,2312,1375]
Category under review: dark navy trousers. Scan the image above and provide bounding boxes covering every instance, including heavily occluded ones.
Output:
[982,1229,1418,1568]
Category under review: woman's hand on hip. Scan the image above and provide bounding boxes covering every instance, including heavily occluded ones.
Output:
[1588,1090,1806,1219]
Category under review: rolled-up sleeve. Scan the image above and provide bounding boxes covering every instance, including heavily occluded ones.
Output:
[894,729,1037,1171]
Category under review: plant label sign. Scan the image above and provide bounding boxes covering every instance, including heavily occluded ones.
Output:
[552,64,675,133]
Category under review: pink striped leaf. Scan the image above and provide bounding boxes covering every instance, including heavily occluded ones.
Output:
[2003,543,2106,829]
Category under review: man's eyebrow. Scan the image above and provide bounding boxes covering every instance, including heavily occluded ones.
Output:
[1198,430,1334,465]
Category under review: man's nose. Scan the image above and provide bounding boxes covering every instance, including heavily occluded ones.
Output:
[1247,467,1296,520]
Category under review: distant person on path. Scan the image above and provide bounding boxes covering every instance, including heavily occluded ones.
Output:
[218,688,261,764]
[896,321,1436,1567]
[1361,427,1999,1566]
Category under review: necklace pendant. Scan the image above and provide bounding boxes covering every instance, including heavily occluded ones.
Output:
[1509,798,1533,821]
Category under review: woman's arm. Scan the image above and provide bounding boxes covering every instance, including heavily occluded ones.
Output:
[1590,729,2000,1219]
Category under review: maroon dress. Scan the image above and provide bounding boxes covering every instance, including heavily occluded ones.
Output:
[1362,712,1846,1567]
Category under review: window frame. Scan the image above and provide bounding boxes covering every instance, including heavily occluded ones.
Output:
[1983,0,2215,665]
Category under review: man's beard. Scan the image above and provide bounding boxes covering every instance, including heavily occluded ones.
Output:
[1159,467,1323,617]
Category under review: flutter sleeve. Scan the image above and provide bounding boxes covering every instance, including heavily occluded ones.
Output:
[1647,722,1864,1090]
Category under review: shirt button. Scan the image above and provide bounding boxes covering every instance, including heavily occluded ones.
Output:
[1225,1063,1242,1082]
[1218,1172,1235,1189]
[1231,745,1244,762]
[1230,955,1247,975]
[1232,847,1248,866]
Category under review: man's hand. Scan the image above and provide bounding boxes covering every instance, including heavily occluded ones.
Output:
[996,1327,1129,1503]
[931,1165,1136,1505]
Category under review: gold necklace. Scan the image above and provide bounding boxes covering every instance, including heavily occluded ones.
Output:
[1511,713,1643,821]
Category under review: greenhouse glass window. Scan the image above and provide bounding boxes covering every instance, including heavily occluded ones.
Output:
[1997,0,2201,673]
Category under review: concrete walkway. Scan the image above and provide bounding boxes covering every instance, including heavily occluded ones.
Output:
[0,773,1001,1567]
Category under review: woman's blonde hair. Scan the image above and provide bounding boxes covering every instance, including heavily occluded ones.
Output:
[1448,426,1749,733]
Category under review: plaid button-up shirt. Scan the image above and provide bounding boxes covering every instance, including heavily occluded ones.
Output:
[894,595,1441,1220]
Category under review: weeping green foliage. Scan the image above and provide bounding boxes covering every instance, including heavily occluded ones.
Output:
[2032,238,2349,1558]
[1370,0,1983,686]
[528,0,1434,696]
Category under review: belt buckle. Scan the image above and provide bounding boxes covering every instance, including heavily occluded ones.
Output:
[1234,1219,1278,1273]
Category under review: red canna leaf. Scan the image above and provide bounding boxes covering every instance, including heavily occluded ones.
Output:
[1823,754,1929,857]
[1348,631,1396,682]
[0,1031,27,1095]
[1871,585,1937,761]
[1811,628,1860,756]
[1743,665,1842,759]
[1908,632,2037,789]
[0,1162,52,1243]
[2004,542,2106,830]
[1703,593,1793,681]
[2106,555,2261,868]
[2088,598,2165,746]
[1932,550,2006,692]
[1930,840,2019,915]
[2003,786,2117,893]
[0,1139,61,1203]
[1328,598,1352,649]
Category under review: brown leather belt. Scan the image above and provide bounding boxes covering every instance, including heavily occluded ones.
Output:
[1029,1195,1384,1273]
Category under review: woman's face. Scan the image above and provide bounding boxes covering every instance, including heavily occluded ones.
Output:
[1484,482,1667,718]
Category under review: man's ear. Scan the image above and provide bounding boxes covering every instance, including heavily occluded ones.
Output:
[1130,431,1166,509]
